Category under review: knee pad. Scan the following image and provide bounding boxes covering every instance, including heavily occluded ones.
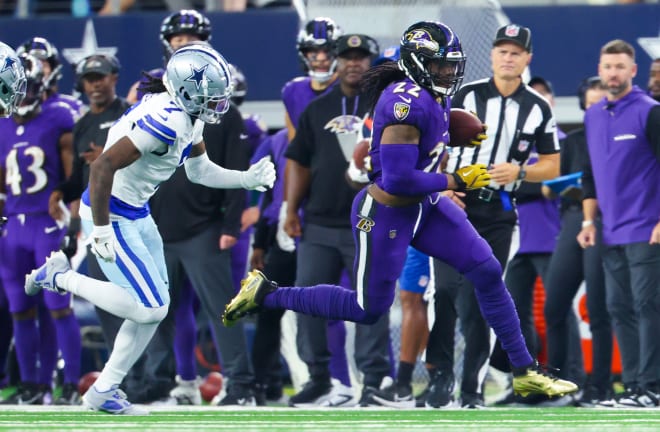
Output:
[463,257,503,289]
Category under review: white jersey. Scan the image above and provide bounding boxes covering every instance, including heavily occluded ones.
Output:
[106,92,195,210]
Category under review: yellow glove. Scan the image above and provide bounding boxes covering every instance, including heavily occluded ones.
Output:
[469,124,488,147]
[452,163,491,191]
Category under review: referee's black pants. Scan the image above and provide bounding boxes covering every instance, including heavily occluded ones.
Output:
[428,192,516,399]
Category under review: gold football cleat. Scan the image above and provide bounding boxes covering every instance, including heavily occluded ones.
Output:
[513,363,579,397]
[222,270,277,327]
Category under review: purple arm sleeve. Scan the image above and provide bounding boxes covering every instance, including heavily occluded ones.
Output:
[380,144,448,195]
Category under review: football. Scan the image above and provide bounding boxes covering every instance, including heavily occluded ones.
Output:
[353,139,370,170]
[77,371,101,395]
[199,371,223,402]
[449,108,484,147]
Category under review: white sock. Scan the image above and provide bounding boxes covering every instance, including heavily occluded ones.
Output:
[58,271,149,322]
[94,319,160,393]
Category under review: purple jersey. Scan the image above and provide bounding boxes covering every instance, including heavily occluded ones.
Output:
[282,76,336,129]
[44,93,84,118]
[0,103,75,215]
[242,113,268,154]
[256,128,289,224]
[370,77,450,188]
[584,86,660,245]
[516,136,565,254]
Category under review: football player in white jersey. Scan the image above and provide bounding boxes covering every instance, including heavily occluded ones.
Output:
[24,43,275,415]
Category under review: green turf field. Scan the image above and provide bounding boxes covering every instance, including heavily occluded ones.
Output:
[1,406,659,431]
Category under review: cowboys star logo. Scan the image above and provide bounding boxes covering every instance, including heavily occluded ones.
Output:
[1,56,16,75]
[185,64,212,91]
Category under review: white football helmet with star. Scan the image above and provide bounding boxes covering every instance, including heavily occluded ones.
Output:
[0,42,27,118]
[163,43,233,125]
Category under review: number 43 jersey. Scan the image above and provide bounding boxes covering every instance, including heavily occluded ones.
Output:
[0,102,75,216]
[369,77,450,186]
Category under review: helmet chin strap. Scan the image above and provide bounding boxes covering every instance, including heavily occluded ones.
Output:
[307,58,337,84]
[403,53,452,97]
[44,64,62,89]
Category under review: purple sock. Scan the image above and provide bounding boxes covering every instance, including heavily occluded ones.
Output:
[464,260,533,369]
[13,318,39,382]
[263,285,380,323]
[37,306,57,386]
[327,320,350,387]
[53,314,82,384]
[174,283,197,381]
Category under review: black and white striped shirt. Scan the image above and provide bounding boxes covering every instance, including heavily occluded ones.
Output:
[447,78,560,192]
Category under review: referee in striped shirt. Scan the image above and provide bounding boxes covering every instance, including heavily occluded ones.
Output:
[426,24,560,408]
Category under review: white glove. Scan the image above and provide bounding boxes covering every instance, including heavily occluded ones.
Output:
[192,119,205,145]
[90,224,117,263]
[276,202,296,252]
[347,158,369,184]
[240,156,276,192]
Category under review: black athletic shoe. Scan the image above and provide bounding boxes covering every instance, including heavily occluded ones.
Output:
[617,386,660,408]
[371,381,415,409]
[0,382,45,405]
[288,379,332,407]
[425,371,455,408]
[217,382,256,407]
[55,383,81,405]
[577,386,616,408]
[460,392,485,409]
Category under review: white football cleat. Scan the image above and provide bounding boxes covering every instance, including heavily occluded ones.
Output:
[25,250,70,296]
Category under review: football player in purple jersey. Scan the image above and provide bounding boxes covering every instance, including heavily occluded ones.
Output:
[282,17,343,143]
[224,21,579,402]
[0,53,80,405]
[127,9,212,105]
[16,37,84,116]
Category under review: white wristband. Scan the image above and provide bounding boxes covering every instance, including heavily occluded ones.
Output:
[581,220,594,228]
[0,193,6,201]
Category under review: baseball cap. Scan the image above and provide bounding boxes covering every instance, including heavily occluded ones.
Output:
[374,45,400,65]
[528,76,554,95]
[493,24,532,53]
[77,54,119,78]
[336,34,379,58]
